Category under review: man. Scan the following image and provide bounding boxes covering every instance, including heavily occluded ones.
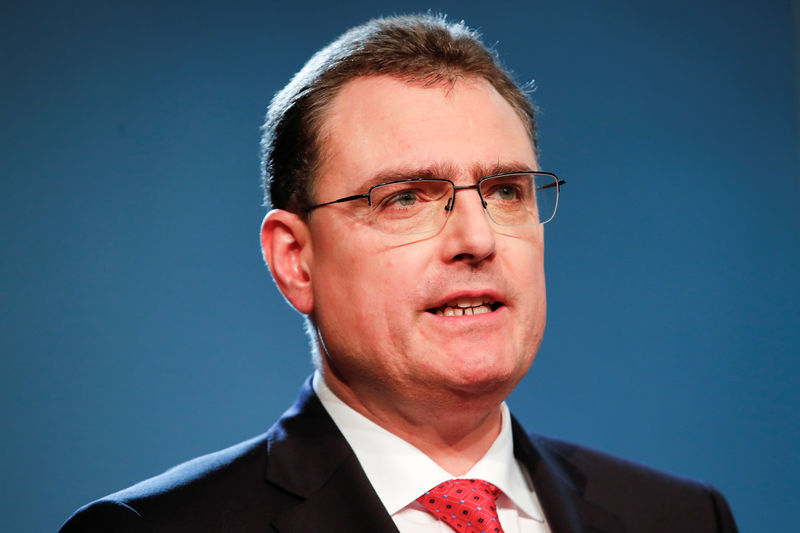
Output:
[61,14,738,532]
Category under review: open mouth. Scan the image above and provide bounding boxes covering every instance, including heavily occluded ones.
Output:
[426,297,503,317]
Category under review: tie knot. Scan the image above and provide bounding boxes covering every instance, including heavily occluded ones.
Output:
[417,479,505,533]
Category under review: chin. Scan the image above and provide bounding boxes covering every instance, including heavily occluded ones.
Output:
[440,358,525,398]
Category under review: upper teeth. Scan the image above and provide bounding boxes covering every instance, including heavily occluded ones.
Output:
[435,297,494,317]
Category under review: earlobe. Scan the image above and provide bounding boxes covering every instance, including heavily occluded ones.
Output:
[260,210,314,314]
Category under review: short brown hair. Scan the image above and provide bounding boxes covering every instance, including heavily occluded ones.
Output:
[260,14,537,213]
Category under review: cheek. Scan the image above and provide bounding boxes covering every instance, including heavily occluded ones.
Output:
[505,237,546,319]
[312,238,403,328]
[505,231,544,276]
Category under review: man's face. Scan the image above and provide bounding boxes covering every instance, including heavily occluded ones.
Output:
[306,75,546,409]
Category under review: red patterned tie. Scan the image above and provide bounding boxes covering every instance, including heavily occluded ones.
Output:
[417,478,505,533]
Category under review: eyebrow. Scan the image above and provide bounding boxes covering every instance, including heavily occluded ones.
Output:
[475,161,538,178]
[355,160,536,191]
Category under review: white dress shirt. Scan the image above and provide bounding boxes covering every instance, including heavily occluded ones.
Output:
[313,372,550,533]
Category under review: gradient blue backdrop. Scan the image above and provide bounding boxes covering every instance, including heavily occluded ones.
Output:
[2,1,798,531]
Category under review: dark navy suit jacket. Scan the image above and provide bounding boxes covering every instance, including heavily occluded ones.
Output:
[60,377,738,532]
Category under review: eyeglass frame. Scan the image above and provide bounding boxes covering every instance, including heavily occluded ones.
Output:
[305,170,566,232]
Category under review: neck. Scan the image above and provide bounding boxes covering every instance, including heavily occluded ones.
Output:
[320,370,506,476]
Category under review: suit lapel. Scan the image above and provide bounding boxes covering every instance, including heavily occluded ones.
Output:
[512,418,624,533]
[263,377,399,533]
[271,452,399,533]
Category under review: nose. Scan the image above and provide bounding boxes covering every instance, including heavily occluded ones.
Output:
[440,187,496,265]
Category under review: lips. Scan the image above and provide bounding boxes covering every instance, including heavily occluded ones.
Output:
[426,296,503,317]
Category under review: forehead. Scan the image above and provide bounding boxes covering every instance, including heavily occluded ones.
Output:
[314,75,536,192]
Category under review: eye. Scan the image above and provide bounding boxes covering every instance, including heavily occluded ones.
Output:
[375,184,439,210]
[486,183,521,201]
[387,190,419,207]
[371,180,452,215]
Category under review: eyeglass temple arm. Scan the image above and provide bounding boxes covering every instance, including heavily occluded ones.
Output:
[536,179,566,192]
[307,193,371,212]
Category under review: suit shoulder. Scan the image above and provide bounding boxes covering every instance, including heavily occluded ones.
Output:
[530,433,705,489]
[106,432,270,501]
[60,432,296,531]
[59,499,146,533]
[528,433,738,532]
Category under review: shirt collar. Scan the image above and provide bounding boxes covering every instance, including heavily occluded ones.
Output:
[312,371,543,520]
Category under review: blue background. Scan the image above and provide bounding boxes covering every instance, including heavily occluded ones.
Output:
[2,1,798,531]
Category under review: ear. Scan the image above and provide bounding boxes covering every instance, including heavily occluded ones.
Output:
[260,209,314,315]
